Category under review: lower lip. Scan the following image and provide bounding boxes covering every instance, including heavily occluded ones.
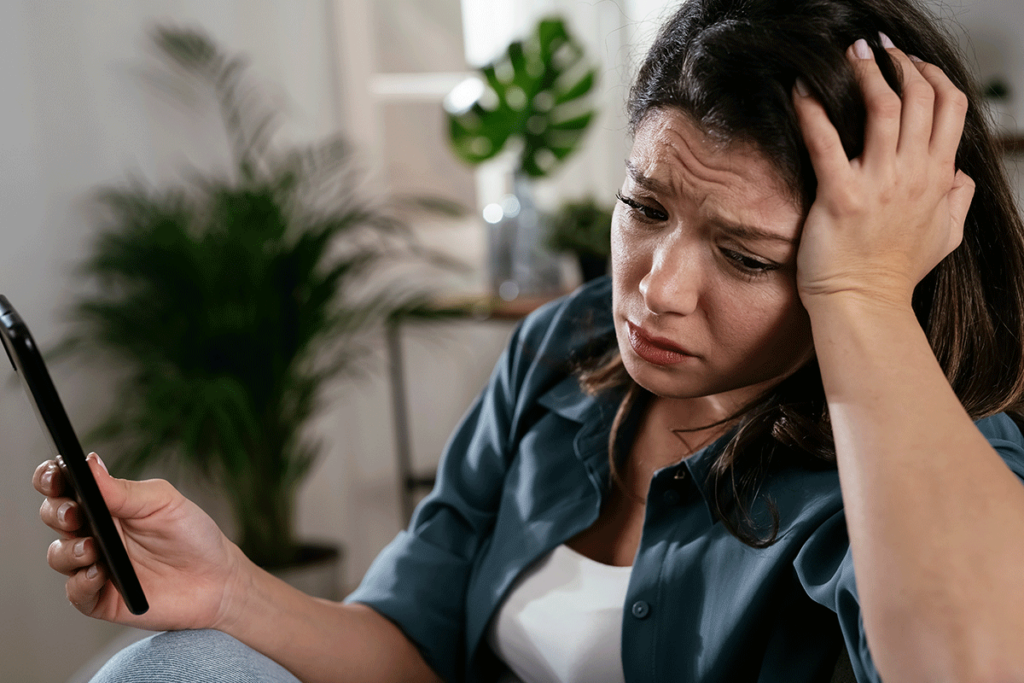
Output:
[627,324,694,366]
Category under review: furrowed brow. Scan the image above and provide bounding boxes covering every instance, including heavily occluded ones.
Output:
[717,220,798,246]
[625,160,671,194]
[624,160,796,246]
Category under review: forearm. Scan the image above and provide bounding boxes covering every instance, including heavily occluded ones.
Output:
[807,294,1024,683]
[216,549,441,683]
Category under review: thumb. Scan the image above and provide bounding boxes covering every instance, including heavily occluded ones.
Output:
[87,453,177,520]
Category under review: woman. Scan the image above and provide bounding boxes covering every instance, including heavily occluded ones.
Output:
[34,0,1024,681]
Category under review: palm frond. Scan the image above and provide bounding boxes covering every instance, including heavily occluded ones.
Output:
[58,24,459,566]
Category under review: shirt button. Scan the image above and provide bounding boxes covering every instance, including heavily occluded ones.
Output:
[631,600,650,619]
[663,489,681,504]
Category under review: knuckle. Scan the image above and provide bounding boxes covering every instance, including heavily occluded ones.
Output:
[918,62,942,79]
[154,478,175,496]
[870,92,903,119]
[152,477,180,503]
[903,81,935,106]
[948,88,969,112]
[817,136,845,159]
[831,184,866,215]
[876,183,899,205]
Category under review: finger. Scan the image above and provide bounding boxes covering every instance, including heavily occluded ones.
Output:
[879,39,935,156]
[88,452,180,520]
[39,497,84,537]
[915,61,969,166]
[33,460,66,497]
[946,169,975,252]
[793,78,851,183]
[48,536,98,576]
[66,563,108,616]
[848,38,902,164]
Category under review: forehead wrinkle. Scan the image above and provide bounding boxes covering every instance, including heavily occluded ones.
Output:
[629,112,801,242]
[661,119,751,192]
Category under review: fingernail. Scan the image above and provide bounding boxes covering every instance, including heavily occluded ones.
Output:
[794,77,810,97]
[879,32,896,50]
[86,565,98,580]
[58,501,73,524]
[74,538,87,558]
[90,453,108,475]
[909,54,923,63]
[853,38,872,60]
[42,468,54,490]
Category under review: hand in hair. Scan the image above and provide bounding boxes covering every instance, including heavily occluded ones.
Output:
[792,35,975,311]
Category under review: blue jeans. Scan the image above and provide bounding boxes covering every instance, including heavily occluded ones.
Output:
[90,630,301,682]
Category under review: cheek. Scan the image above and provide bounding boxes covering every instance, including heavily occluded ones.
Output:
[610,216,652,285]
[712,283,811,357]
[610,214,629,274]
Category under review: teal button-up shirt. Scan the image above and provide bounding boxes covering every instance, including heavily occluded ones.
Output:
[346,277,1024,683]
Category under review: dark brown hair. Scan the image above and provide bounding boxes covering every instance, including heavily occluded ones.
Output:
[584,0,1024,547]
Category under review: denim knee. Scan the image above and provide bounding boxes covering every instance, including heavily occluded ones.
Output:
[90,629,301,683]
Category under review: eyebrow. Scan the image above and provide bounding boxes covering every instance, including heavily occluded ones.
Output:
[625,160,798,246]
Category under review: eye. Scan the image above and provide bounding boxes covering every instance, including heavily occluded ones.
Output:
[721,248,779,275]
[616,191,668,222]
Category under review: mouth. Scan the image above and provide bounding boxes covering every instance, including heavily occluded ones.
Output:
[626,321,695,366]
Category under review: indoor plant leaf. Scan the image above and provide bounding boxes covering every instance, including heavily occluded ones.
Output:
[446,15,597,178]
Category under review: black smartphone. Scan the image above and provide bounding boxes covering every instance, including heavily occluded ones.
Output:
[1,295,148,615]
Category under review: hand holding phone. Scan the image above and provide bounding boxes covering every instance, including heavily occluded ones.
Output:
[34,448,248,633]
[2,294,149,615]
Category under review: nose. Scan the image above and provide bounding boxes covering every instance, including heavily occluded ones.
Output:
[638,235,701,316]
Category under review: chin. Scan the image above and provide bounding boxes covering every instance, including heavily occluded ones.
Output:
[621,347,790,404]
[621,352,711,399]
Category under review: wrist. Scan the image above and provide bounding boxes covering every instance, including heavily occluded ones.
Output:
[211,540,257,635]
[799,287,916,322]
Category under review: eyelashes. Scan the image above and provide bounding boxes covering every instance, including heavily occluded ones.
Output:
[616,191,668,221]
[720,248,779,274]
[615,191,780,277]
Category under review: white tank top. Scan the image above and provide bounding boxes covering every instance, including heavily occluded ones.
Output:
[487,544,633,683]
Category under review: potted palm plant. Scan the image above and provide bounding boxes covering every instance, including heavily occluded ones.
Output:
[58,26,450,580]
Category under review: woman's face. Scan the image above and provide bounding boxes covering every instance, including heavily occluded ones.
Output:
[612,108,814,409]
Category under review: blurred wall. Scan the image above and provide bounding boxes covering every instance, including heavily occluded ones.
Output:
[0,2,348,681]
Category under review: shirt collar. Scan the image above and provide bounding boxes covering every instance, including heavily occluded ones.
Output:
[535,372,727,521]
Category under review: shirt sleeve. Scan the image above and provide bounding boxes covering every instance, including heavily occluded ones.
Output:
[342,346,516,681]
[793,412,1024,683]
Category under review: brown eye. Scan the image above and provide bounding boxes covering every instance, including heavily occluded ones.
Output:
[721,248,778,273]
[616,191,668,221]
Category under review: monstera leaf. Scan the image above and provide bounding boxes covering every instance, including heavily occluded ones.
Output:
[447,17,597,178]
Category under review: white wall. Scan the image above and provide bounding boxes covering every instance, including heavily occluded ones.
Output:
[0,2,347,681]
